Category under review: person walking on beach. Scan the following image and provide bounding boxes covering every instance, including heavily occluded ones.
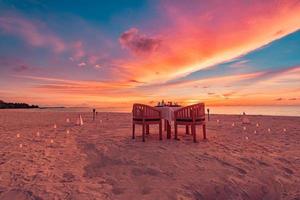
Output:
[93,108,96,121]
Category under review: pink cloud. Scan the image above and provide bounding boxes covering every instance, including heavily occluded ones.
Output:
[0,15,109,70]
[71,41,85,60]
[69,40,109,69]
[237,66,300,84]
[13,65,30,72]
[78,62,87,67]
[119,28,161,55]
[118,1,300,83]
[0,56,37,73]
[0,15,66,53]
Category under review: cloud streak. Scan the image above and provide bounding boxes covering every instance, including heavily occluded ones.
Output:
[0,15,66,53]
[118,0,300,83]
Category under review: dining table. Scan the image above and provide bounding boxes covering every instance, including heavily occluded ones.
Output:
[155,106,182,139]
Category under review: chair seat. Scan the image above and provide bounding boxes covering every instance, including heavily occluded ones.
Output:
[176,118,205,122]
[133,118,161,122]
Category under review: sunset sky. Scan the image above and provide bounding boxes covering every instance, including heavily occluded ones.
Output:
[0,0,300,110]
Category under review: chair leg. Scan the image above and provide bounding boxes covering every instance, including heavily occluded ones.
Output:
[142,124,145,142]
[159,121,162,140]
[132,123,135,139]
[174,122,178,140]
[203,124,207,140]
[167,121,171,139]
[146,125,150,135]
[192,124,197,142]
[164,120,167,131]
[186,125,190,135]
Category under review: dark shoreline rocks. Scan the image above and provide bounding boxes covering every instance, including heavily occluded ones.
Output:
[0,100,39,109]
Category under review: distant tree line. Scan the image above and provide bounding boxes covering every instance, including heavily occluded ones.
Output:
[0,100,39,109]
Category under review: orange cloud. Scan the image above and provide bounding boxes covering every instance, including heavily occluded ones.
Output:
[119,1,300,83]
[12,75,148,105]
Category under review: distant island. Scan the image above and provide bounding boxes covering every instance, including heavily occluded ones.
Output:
[0,100,39,109]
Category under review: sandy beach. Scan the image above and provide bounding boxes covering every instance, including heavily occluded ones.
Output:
[0,110,299,200]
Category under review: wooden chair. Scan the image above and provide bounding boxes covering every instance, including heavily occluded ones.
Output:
[174,103,206,142]
[132,104,162,142]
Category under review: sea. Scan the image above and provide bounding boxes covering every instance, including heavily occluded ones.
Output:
[9,105,299,117]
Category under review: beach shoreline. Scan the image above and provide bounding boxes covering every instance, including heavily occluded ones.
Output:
[0,110,299,199]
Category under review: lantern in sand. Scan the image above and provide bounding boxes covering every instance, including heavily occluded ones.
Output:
[66,118,70,123]
[19,144,23,148]
[245,136,249,140]
[283,128,286,132]
[268,128,271,133]
[76,115,84,126]
[243,126,246,131]
[256,123,259,127]
[36,131,40,137]
[17,133,20,138]
[66,129,70,134]
[54,124,57,129]
[254,130,257,134]
[50,139,54,144]
[232,122,235,127]
[242,112,250,124]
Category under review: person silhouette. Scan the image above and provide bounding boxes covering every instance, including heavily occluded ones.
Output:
[93,109,96,121]
[242,112,250,124]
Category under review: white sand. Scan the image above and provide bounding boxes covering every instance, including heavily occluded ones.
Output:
[0,110,299,199]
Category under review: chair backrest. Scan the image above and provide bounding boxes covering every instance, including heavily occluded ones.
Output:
[174,103,205,120]
[132,104,161,119]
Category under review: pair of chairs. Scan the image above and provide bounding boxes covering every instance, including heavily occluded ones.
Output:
[132,103,206,142]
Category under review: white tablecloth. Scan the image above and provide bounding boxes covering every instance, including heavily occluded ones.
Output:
[156,106,182,122]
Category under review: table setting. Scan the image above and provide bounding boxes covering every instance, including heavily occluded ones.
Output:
[155,100,182,138]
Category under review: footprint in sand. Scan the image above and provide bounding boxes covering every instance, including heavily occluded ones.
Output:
[277,157,291,165]
[215,158,247,175]
[282,167,293,175]
[131,167,161,177]
[0,189,42,200]
[111,187,126,195]
[256,159,270,167]
[184,185,204,200]
[62,172,75,182]
[239,157,254,165]
[140,186,152,195]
